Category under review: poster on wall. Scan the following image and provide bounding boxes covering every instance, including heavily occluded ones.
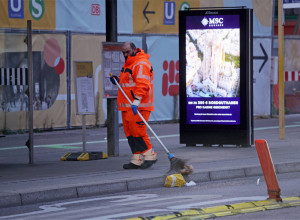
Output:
[102,42,124,98]
[74,61,95,115]
[185,14,241,125]
[0,51,60,112]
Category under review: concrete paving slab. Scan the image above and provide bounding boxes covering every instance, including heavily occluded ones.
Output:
[1,115,300,208]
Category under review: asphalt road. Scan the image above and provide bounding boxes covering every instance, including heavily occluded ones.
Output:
[0,172,299,220]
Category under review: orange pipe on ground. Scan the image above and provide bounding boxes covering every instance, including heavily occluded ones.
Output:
[255,139,282,202]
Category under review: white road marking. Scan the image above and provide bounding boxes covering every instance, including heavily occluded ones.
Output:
[2,122,300,151]
[110,195,222,206]
[0,195,268,220]
[83,209,168,220]
[254,124,300,130]
[48,194,158,207]
[167,196,267,210]
[2,123,300,151]
[0,134,179,151]
[0,194,157,219]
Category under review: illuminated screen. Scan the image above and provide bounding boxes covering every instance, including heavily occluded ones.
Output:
[185,15,241,125]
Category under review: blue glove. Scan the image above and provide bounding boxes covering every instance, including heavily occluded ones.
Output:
[168,153,175,160]
[131,105,138,115]
[110,75,119,85]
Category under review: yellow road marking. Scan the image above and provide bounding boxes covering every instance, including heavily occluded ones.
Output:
[126,196,300,220]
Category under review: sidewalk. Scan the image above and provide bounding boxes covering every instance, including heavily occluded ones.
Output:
[1,114,300,208]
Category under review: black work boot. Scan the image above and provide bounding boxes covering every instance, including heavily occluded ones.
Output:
[123,162,140,169]
[140,160,157,169]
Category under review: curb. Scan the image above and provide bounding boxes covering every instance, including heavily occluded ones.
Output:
[0,193,21,208]
[1,162,300,209]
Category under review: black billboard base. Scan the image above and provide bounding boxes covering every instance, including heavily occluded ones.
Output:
[185,144,252,148]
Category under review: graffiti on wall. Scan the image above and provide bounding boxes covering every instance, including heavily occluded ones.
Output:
[0,38,65,112]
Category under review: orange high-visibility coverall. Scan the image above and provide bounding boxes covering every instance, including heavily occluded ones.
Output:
[117,48,156,166]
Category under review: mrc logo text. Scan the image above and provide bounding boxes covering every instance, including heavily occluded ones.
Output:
[201,17,224,27]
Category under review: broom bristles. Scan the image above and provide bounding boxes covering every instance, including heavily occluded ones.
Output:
[168,157,194,175]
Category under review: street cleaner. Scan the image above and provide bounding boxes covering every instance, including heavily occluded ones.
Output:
[110,41,157,169]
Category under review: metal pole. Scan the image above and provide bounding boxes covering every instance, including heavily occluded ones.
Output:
[106,0,117,42]
[142,34,147,53]
[107,98,119,156]
[82,115,86,152]
[278,0,285,139]
[106,0,119,156]
[67,31,71,129]
[27,20,34,164]
[270,0,276,117]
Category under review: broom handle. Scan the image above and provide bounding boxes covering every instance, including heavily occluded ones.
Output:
[110,73,170,155]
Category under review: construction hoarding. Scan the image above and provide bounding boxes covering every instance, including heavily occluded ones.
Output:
[0,0,278,131]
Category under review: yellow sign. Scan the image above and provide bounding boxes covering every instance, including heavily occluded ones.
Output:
[0,0,55,30]
[75,62,93,78]
[133,0,200,34]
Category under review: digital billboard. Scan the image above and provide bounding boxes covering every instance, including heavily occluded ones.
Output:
[185,14,241,125]
[179,9,253,146]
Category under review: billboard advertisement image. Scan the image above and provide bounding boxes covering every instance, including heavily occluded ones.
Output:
[186,15,241,125]
[179,9,253,146]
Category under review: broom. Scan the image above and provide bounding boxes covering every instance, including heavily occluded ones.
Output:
[110,73,192,174]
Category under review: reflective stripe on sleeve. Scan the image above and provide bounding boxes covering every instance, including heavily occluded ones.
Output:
[137,72,151,81]
[119,82,136,87]
[132,61,151,70]
[119,103,154,108]
[135,95,142,100]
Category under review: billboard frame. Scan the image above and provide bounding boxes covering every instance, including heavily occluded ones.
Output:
[179,8,254,147]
